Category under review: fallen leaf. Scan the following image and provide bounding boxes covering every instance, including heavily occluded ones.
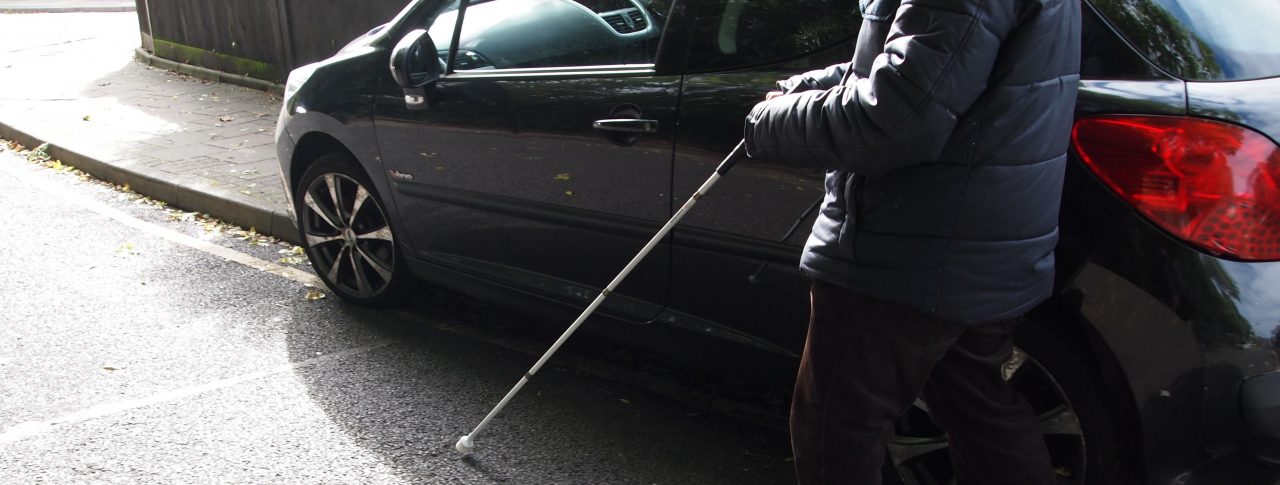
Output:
[218,115,235,122]
[82,115,92,121]
[172,210,198,222]
[103,366,122,371]
[278,247,308,264]
[304,288,326,301]
[25,143,49,163]
[554,173,571,181]
[564,191,573,196]
[619,399,631,404]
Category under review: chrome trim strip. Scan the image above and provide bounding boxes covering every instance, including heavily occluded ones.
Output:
[447,64,656,80]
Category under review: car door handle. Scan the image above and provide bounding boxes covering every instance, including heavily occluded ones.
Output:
[593,119,659,134]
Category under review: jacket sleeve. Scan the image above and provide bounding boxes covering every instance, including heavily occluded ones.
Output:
[776,62,852,93]
[744,0,1017,177]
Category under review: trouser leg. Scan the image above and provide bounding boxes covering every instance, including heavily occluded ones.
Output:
[920,321,1057,485]
[791,281,966,485]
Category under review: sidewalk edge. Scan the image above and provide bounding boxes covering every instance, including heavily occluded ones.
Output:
[0,121,300,245]
[1,6,135,13]
[134,47,284,96]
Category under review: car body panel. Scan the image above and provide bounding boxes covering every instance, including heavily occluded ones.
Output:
[1066,76,1280,481]
[1187,77,1280,145]
[370,3,677,323]
[278,46,394,225]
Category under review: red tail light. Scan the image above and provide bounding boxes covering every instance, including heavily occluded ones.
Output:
[1073,115,1280,261]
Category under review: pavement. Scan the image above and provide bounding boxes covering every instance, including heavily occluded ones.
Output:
[0,10,297,243]
[0,0,133,12]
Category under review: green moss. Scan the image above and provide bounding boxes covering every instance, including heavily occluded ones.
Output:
[152,39,284,83]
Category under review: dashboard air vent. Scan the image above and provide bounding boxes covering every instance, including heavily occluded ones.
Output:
[602,8,647,34]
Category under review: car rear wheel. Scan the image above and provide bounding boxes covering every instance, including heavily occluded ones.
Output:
[294,153,407,306]
[886,317,1135,484]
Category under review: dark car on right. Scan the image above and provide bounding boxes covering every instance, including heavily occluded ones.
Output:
[275,0,1280,483]
[1054,1,1280,482]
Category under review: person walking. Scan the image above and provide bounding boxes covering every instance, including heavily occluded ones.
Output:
[743,0,1081,483]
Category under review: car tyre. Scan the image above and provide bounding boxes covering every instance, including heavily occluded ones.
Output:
[294,152,408,306]
[885,315,1138,484]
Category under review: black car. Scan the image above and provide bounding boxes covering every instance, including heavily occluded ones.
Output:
[274,0,1280,483]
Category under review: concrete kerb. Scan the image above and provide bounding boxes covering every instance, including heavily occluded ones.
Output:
[134,48,285,96]
[0,121,301,246]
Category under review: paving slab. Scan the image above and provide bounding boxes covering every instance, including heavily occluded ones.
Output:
[0,11,297,243]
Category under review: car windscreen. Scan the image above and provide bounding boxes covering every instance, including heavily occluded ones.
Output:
[1090,0,1280,81]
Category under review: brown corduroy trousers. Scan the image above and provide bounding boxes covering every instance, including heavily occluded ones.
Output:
[791,280,1056,485]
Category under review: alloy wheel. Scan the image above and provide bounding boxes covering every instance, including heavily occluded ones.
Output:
[300,172,398,300]
[888,348,1087,485]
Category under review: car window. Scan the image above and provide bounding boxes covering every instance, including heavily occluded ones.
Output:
[1090,0,1280,81]
[424,0,665,71]
[683,0,859,73]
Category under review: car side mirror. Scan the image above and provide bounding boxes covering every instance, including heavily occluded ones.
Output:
[390,29,445,110]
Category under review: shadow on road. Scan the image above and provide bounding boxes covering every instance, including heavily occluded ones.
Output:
[282,288,797,484]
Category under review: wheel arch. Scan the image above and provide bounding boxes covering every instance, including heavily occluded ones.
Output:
[1023,294,1147,483]
[290,131,363,196]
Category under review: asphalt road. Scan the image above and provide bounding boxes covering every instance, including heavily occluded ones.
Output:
[0,146,795,483]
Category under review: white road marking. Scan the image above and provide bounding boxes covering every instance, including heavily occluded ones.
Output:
[0,158,322,288]
[0,342,393,445]
[0,154,364,446]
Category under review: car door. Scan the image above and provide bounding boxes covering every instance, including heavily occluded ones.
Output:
[665,0,859,355]
[373,0,677,322]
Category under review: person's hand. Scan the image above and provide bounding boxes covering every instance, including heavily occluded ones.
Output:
[765,91,784,100]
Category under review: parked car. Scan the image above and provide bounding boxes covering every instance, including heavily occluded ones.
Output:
[274,0,1280,482]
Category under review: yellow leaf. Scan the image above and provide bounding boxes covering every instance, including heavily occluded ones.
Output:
[564,191,573,196]
[554,173,571,181]
[304,288,326,301]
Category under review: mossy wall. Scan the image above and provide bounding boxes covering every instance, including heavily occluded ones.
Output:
[141,0,405,84]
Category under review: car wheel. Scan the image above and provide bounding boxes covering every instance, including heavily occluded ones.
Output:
[294,153,407,306]
[886,318,1135,485]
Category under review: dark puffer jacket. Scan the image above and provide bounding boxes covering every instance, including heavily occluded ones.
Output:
[744,0,1081,324]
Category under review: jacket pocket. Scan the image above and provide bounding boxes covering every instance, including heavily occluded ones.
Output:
[837,172,862,260]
